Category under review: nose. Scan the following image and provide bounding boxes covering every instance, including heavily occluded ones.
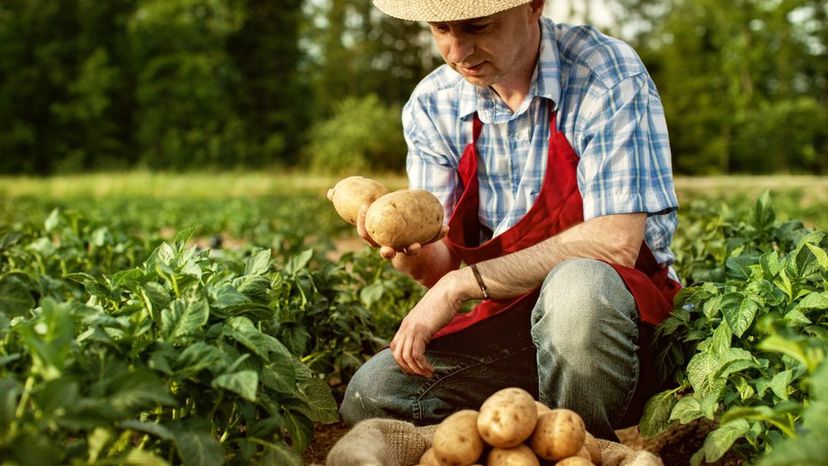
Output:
[445,31,474,64]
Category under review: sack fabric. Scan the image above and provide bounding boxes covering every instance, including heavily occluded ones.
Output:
[326,418,663,466]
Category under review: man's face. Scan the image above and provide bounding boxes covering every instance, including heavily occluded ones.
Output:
[428,3,541,88]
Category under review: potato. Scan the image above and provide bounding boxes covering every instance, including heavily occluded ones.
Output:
[364,189,444,248]
[328,176,388,225]
[477,388,538,448]
[555,457,594,466]
[575,446,591,459]
[419,447,440,466]
[534,401,552,416]
[486,445,540,466]
[432,410,485,466]
[529,409,586,461]
[583,432,602,465]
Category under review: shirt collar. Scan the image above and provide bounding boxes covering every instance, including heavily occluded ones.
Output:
[458,18,562,122]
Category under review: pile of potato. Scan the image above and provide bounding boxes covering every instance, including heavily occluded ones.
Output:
[327,176,444,248]
[419,388,602,466]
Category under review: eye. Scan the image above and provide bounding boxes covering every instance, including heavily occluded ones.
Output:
[430,23,450,34]
[465,22,491,34]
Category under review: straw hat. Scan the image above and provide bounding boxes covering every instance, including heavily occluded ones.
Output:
[373,0,533,22]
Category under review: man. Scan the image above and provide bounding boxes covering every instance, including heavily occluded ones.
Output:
[340,0,680,440]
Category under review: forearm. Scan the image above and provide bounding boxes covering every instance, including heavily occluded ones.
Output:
[450,213,647,300]
[392,239,461,288]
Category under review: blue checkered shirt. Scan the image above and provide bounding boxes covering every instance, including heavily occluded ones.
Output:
[404,17,679,268]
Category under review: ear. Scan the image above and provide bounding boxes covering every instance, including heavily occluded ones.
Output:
[529,0,545,19]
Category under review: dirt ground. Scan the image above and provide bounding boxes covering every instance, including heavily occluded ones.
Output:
[301,417,741,466]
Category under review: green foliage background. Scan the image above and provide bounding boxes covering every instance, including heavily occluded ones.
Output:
[0,0,825,175]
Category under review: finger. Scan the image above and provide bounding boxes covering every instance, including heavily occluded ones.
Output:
[393,336,413,375]
[437,225,450,241]
[380,246,397,260]
[401,335,422,376]
[404,243,422,256]
[356,205,380,247]
[412,338,433,378]
[326,188,334,201]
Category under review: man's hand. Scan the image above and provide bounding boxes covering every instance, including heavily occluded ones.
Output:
[389,271,471,377]
[356,204,449,260]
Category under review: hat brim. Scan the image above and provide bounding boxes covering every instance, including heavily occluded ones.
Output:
[373,0,533,22]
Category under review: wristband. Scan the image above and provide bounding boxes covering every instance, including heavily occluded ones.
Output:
[470,263,490,300]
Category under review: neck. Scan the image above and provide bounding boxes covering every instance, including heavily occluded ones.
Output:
[491,22,542,112]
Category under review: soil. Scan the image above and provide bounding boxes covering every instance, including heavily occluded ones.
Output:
[302,418,743,466]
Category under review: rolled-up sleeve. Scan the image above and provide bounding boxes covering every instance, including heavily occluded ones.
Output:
[576,73,678,220]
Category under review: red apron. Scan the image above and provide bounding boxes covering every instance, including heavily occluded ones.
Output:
[434,107,681,339]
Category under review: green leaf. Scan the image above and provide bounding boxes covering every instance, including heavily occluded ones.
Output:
[297,377,339,423]
[724,298,758,338]
[702,419,751,462]
[670,396,705,424]
[284,249,313,275]
[175,342,226,376]
[769,370,794,400]
[244,249,271,276]
[805,243,828,271]
[687,352,726,397]
[260,357,297,395]
[38,379,79,416]
[87,427,113,463]
[726,256,755,280]
[212,370,258,402]
[0,377,21,429]
[709,322,732,356]
[0,276,35,318]
[639,389,678,437]
[173,429,224,466]
[283,409,314,452]
[44,208,60,232]
[797,292,828,311]
[120,420,175,441]
[225,317,292,362]
[759,335,810,370]
[258,440,304,466]
[142,282,171,314]
[123,448,171,466]
[107,370,177,411]
[161,299,209,344]
[775,268,794,301]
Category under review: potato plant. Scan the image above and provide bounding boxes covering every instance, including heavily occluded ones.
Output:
[0,207,422,465]
[641,193,828,464]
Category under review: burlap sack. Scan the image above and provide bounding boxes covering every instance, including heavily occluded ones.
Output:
[326,419,662,466]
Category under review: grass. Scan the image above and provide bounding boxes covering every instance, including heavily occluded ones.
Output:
[1,171,826,227]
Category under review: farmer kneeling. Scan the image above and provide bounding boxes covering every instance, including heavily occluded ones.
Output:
[340,0,681,441]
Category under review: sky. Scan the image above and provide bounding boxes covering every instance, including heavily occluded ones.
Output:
[545,1,615,28]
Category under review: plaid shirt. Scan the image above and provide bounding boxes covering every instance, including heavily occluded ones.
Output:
[404,17,679,268]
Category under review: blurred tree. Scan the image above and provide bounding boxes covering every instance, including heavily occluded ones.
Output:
[306,0,439,114]
[616,0,827,174]
[228,0,309,167]
[0,0,138,174]
[305,94,404,173]
[128,0,249,170]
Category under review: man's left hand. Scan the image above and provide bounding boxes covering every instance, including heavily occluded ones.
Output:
[389,278,462,378]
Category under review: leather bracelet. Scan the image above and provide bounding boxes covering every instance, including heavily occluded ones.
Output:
[470,263,490,300]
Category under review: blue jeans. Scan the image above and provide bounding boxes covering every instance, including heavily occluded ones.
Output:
[340,259,663,440]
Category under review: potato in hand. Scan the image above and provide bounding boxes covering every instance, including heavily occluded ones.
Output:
[328,176,388,225]
[364,189,444,249]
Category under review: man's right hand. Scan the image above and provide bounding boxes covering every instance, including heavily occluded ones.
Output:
[356,204,449,260]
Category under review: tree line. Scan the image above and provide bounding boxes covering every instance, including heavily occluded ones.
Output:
[0,0,825,175]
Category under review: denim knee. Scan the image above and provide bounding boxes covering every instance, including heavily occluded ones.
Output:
[529,259,640,438]
[530,259,637,351]
[339,350,406,426]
